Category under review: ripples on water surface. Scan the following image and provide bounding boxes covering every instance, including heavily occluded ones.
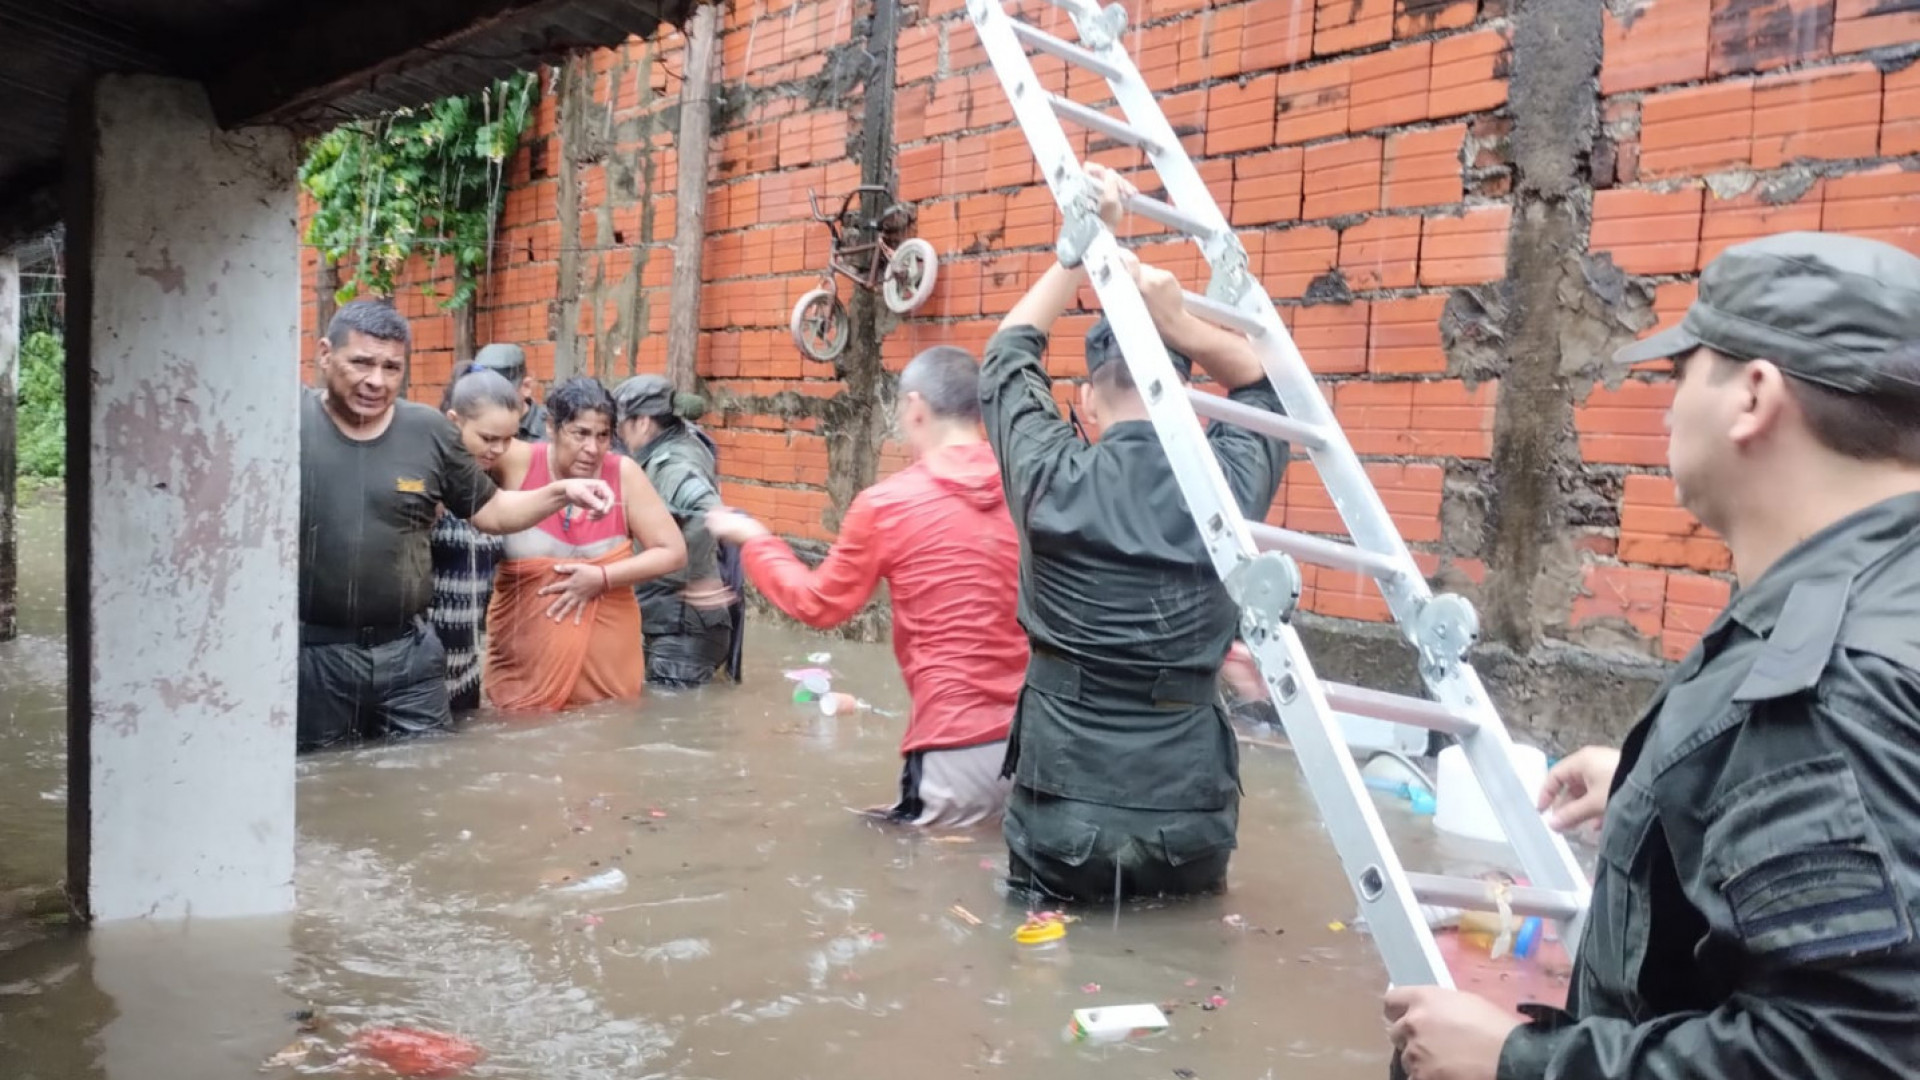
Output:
[0,496,1534,1079]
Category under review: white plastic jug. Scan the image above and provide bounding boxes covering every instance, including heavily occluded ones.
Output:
[1433,743,1549,843]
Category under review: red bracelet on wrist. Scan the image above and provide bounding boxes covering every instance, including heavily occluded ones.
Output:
[599,565,611,592]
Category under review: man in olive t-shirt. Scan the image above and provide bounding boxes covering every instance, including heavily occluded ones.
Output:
[298,302,615,752]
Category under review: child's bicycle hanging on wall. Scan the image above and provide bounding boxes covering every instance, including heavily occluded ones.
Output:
[789,185,938,362]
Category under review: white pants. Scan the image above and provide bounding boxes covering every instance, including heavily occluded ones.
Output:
[890,739,1013,828]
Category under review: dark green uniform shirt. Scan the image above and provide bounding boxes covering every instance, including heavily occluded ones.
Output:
[1502,492,1920,1080]
[299,393,498,629]
[980,325,1290,812]
[631,422,724,622]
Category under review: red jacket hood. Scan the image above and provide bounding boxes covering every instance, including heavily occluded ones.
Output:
[919,440,1007,512]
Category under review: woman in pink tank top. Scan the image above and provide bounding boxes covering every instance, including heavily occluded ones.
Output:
[482,377,686,711]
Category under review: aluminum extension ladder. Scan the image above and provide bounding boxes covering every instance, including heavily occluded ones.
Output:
[963,0,1591,989]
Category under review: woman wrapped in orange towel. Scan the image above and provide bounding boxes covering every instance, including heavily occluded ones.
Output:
[484,377,686,712]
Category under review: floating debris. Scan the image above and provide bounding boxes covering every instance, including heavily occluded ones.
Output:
[949,904,983,926]
[1069,1003,1169,1043]
[347,1027,484,1079]
[556,868,628,895]
[1081,982,1102,994]
[260,1037,323,1071]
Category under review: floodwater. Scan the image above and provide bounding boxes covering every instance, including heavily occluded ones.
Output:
[0,496,1550,1080]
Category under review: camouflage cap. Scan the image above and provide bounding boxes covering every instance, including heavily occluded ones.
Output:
[613,374,675,423]
[1613,231,1920,400]
[472,343,528,380]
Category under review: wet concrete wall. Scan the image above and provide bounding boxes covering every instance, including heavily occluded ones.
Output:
[72,75,299,920]
[300,0,1920,746]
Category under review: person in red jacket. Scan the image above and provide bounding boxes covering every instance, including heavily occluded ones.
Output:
[708,345,1029,828]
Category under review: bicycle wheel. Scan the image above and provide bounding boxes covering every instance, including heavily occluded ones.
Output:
[882,239,939,315]
[790,288,851,362]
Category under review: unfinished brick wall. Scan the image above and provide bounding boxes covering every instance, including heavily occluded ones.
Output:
[299,0,1920,743]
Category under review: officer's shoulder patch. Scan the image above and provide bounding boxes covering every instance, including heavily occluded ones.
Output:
[1711,755,1915,966]
[1732,577,1850,702]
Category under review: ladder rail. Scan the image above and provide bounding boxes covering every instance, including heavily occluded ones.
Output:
[970,0,1453,990]
[1086,16,1595,947]
[970,1,1268,590]
[965,0,1593,985]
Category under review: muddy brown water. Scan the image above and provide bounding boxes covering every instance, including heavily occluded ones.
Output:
[1,497,1535,1079]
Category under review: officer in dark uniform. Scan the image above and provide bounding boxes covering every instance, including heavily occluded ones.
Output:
[980,163,1290,905]
[1385,232,1920,1080]
[613,374,745,686]
[474,342,549,443]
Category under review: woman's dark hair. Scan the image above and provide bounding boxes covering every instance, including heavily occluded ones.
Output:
[440,362,522,417]
[546,376,616,429]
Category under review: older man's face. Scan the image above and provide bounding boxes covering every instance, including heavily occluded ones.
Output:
[317,330,405,423]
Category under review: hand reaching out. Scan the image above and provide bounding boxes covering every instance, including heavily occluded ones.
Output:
[1537,746,1622,833]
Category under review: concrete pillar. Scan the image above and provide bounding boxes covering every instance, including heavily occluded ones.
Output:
[65,74,299,922]
[0,253,17,643]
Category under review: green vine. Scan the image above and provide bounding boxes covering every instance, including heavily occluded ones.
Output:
[300,71,536,310]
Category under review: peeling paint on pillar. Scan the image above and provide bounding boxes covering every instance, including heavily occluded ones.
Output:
[70,75,299,922]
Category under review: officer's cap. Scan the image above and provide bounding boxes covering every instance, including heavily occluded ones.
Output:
[613,374,676,423]
[1612,231,1920,400]
[472,343,528,381]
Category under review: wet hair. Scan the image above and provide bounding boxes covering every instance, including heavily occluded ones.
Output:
[325,299,411,350]
[546,376,616,430]
[1085,316,1191,395]
[1754,341,1920,466]
[440,362,522,418]
[898,346,982,422]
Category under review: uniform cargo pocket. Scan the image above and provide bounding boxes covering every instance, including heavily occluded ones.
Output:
[1158,813,1237,868]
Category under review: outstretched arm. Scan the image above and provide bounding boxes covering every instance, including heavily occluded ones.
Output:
[707,499,885,629]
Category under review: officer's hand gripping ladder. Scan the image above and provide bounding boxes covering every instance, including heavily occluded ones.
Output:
[962,0,1593,989]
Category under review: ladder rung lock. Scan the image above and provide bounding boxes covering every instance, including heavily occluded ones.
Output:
[1247,522,1404,581]
[1048,94,1157,152]
[1122,193,1214,239]
[1323,682,1477,736]
[1180,292,1266,338]
[1406,873,1584,922]
[1186,388,1326,450]
[1007,21,1128,82]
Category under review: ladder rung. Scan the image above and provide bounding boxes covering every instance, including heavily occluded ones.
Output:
[1186,388,1327,451]
[1323,682,1477,736]
[1407,873,1584,922]
[1248,522,1405,582]
[1181,291,1268,338]
[1008,20,1128,82]
[1048,94,1157,152]
[1122,192,1214,239]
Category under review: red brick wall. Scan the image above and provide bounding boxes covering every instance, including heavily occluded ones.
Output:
[300,0,1920,665]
